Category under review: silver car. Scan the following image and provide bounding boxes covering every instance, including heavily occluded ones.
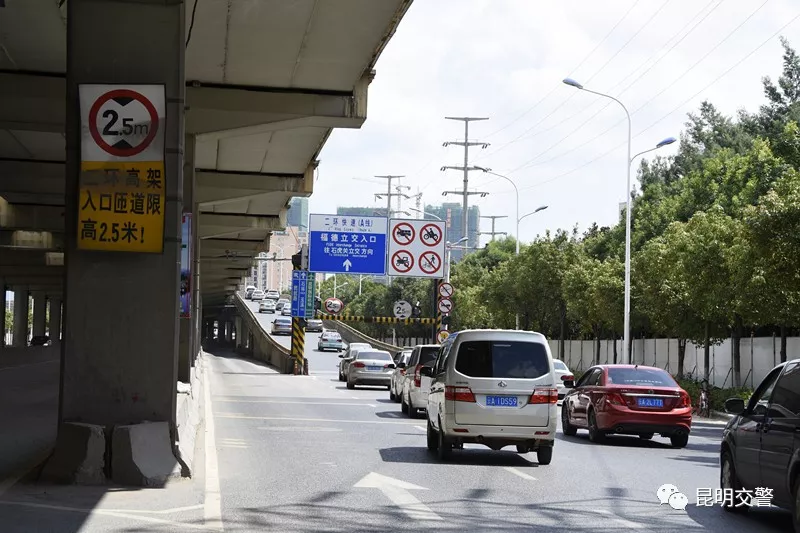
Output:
[347,350,395,390]
[390,349,413,402]
[399,344,440,417]
[423,329,558,464]
[338,343,372,381]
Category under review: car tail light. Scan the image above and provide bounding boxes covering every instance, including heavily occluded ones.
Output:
[529,387,558,404]
[414,364,423,387]
[606,392,626,406]
[679,390,692,408]
[561,374,574,381]
[352,362,365,368]
[445,386,475,402]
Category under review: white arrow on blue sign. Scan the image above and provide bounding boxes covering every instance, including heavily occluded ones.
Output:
[308,214,388,275]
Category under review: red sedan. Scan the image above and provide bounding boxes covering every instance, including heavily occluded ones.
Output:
[561,364,692,447]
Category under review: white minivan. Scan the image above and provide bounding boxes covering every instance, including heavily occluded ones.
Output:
[422,329,558,464]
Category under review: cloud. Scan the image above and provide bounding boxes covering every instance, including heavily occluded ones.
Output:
[312,0,797,244]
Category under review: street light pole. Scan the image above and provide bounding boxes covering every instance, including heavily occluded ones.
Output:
[562,77,675,364]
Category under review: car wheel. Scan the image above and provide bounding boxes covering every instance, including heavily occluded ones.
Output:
[639,433,654,440]
[588,409,605,443]
[537,445,553,465]
[389,387,396,401]
[436,418,451,461]
[561,405,577,436]
[338,372,344,382]
[670,433,689,448]
[401,394,409,415]
[720,450,749,513]
[346,380,355,390]
[426,419,438,452]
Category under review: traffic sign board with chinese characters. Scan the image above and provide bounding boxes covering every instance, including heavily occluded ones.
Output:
[304,277,316,319]
[291,271,314,319]
[308,214,388,275]
[78,84,166,253]
[387,219,447,278]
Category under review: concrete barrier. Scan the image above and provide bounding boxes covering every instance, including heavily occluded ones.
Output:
[322,319,401,352]
[234,294,293,372]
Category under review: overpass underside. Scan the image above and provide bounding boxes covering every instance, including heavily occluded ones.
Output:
[0,0,411,486]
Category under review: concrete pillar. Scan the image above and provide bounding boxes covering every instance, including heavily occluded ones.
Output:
[12,287,28,347]
[44,0,186,486]
[32,291,47,338]
[49,295,63,343]
[235,316,242,348]
[0,279,6,347]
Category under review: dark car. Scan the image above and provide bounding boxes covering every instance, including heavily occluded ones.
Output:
[561,364,692,447]
[720,359,800,529]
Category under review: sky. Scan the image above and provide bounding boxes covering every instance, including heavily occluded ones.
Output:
[310,0,799,246]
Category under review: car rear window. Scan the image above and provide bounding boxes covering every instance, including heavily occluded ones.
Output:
[606,367,677,387]
[357,351,392,361]
[454,341,550,379]
[275,318,290,325]
[322,333,340,340]
[418,347,439,365]
[553,360,568,371]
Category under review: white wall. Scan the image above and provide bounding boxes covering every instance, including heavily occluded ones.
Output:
[550,336,800,388]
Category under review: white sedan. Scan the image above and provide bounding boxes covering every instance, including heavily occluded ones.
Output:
[553,358,574,403]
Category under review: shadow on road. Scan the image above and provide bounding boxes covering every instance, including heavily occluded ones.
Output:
[378,446,537,467]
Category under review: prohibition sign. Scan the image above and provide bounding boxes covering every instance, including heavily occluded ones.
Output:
[391,250,414,273]
[89,89,159,158]
[419,251,442,275]
[438,282,454,298]
[437,330,450,343]
[420,223,443,247]
[324,297,344,314]
[438,298,453,314]
[392,222,415,246]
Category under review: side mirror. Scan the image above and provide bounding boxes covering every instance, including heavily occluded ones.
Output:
[725,397,745,415]
[397,362,406,369]
[419,366,434,378]
[387,363,396,369]
[561,374,575,389]
[338,354,344,358]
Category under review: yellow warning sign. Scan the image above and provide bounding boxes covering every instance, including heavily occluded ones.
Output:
[77,161,165,253]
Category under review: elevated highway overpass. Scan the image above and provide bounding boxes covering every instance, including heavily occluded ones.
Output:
[0,0,412,486]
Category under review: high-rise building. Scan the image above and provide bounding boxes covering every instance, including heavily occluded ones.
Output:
[286,197,309,230]
[423,203,480,262]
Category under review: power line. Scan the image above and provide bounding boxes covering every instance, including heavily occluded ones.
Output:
[481,0,644,140]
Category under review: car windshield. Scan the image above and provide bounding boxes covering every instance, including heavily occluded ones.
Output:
[357,351,392,361]
[455,341,550,379]
[606,367,677,387]
[553,360,568,371]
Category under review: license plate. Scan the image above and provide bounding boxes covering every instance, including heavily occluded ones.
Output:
[638,397,664,408]
[486,395,518,407]
[367,366,382,371]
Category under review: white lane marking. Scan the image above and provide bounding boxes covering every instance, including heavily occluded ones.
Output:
[354,472,441,521]
[217,414,418,426]
[594,509,644,529]
[204,363,225,531]
[258,426,342,432]
[214,399,375,407]
[219,445,248,449]
[0,360,59,372]
[504,467,537,481]
[414,426,426,432]
[0,501,216,530]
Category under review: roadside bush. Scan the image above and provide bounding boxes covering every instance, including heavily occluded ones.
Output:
[676,377,753,413]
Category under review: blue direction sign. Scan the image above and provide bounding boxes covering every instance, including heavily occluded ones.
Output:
[291,270,309,318]
[308,214,388,275]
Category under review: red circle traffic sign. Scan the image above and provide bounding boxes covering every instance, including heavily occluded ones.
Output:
[391,250,414,273]
[324,297,344,314]
[438,282,454,298]
[392,222,415,246]
[438,298,453,314]
[420,223,443,247]
[419,251,442,275]
[89,89,159,158]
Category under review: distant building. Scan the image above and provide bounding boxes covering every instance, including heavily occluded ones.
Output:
[422,203,480,262]
[245,225,317,293]
[286,197,309,230]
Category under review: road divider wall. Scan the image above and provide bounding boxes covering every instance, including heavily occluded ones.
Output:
[234,294,294,373]
[322,319,401,353]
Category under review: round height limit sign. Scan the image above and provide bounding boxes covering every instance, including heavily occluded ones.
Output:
[78,85,166,254]
[388,219,447,278]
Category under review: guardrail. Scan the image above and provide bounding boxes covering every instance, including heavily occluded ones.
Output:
[322,318,402,352]
[234,294,295,373]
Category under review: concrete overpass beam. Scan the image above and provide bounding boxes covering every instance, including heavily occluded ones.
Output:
[0,73,66,133]
[196,167,310,206]
[0,160,66,196]
[0,204,65,233]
